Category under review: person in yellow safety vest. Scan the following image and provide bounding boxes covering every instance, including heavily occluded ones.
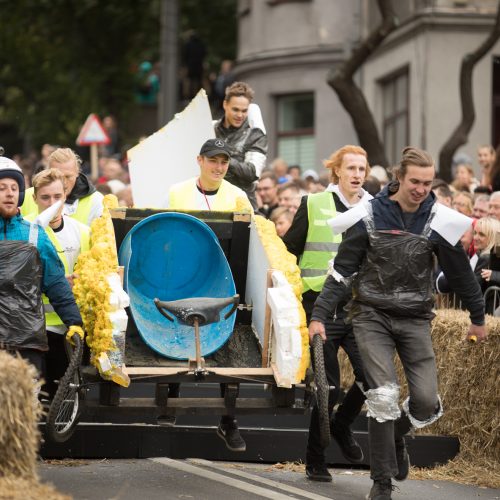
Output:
[166,138,253,213]
[283,145,373,482]
[21,147,104,226]
[26,168,90,397]
[166,138,251,453]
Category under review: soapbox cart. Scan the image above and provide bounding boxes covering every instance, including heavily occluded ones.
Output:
[44,209,330,447]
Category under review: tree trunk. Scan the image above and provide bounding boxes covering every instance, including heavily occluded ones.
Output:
[327,0,398,167]
[438,1,500,182]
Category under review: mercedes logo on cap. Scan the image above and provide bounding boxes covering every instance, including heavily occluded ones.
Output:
[215,139,224,147]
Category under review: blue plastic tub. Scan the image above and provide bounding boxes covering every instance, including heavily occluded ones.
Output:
[119,212,237,360]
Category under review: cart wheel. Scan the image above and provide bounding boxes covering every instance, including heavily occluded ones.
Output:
[312,334,330,449]
[46,335,84,443]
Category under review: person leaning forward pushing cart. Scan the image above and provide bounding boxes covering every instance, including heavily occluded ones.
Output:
[310,147,486,500]
[165,138,252,452]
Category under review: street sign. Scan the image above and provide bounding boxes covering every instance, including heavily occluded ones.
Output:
[76,113,111,146]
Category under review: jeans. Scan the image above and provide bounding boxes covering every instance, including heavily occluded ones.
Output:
[352,307,440,480]
[306,313,367,465]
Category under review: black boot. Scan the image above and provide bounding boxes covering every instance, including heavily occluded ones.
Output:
[393,414,412,481]
[330,383,365,463]
[367,479,394,499]
[330,419,364,463]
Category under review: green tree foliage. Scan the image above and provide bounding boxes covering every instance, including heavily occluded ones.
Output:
[0,0,159,148]
[0,0,236,151]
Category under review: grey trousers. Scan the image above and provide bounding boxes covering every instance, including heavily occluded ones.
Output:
[352,308,440,480]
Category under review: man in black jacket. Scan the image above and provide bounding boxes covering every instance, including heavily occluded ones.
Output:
[284,145,371,482]
[310,147,486,500]
[214,82,267,210]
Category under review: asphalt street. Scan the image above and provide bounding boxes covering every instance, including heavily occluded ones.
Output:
[38,458,500,500]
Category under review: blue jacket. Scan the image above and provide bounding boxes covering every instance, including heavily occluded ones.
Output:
[311,183,485,325]
[0,213,82,329]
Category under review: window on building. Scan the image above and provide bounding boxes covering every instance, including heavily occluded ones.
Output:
[381,68,409,165]
[276,93,315,170]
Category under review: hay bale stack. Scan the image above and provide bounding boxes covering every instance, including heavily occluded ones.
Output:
[338,309,500,486]
[0,351,70,499]
[0,351,41,478]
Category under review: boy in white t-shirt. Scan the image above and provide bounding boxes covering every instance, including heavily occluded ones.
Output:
[26,168,90,395]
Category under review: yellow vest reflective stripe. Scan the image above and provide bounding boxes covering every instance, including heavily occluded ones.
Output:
[25,214,89,327]
[42,228,70,327]
[169,178,252,212]
[71,194,93,225]
[299,191,342,293]
[20,187,37,217]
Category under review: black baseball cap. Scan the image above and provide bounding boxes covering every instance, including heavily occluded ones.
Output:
[199,138,231,158]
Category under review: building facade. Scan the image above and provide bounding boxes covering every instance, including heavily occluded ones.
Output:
[235,0,500,175]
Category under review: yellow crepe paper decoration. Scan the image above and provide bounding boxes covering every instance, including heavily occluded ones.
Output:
[73,195,129,387]
[253,215,310,381]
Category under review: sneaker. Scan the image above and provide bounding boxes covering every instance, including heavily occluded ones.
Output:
[217,420,246,452]
[366,479,394,500]
[331,420,364,463]
[394,437,410,481]
[305,463,332,482]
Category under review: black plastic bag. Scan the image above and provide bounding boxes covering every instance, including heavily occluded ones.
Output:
[0,240,47,350]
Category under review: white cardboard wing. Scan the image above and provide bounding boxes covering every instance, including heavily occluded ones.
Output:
[127,89,215,208]
[34,200,63,228]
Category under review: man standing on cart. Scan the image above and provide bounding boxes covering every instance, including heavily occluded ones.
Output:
[167,138,252,452]
[283,145,370,482]
[213,81,267,210]
[310,147,486,499]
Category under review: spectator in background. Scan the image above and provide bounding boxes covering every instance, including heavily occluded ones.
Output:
[271,157,290,184]
[117,186,134,208]
[35,144,57,172]
[432,179,453,207]
[97,158,127,194]
[181,30,206,101]
[288,164,301,180]
[437,217,500,314]
[100,115,120,157]
[278,181,303,215]
[270,206,294,238]
[256,172,279,218]
[478,144,496,187]
[302,169,320,193]
[452,162,479,193]
[211,59,236,116]
[363,175,381,197]
[135,61,160,105]
[214,82,268,210]
[370,165,389,188]
[486,145,500,192]
[488,191,500,221]
[452,191,474,216]
[472,194,490,219]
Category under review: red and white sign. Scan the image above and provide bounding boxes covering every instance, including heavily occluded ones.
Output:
[76,113,111,146]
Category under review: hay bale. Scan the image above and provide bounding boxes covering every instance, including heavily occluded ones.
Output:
[338,309,500,486]
[0,351,70,499]
[0,351,41,478]
[0,477,71,500]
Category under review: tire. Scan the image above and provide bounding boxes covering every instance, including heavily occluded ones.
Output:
[312,334,330,449]
[46,335,84,443]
